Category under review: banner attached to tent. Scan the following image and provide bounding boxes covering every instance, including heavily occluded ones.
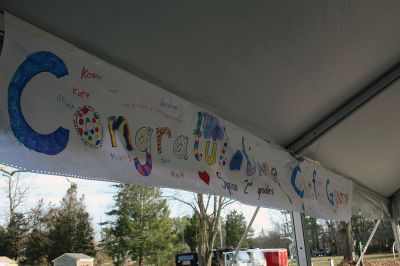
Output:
[0,13,352,220]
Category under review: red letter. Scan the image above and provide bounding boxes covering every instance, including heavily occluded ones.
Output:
[81,67,88,79]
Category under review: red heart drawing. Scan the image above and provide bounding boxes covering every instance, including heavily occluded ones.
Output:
[198,171,210,185]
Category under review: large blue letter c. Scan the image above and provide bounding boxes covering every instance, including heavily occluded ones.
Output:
[8,51,69,155]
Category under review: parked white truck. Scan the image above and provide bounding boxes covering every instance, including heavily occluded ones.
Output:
[223,251,252,266]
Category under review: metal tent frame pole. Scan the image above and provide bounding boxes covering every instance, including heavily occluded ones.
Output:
[355,219,381,266]
[229,206,260,266]
[391,191,400,259]
[228,208,312,266]
[292,211,311,266]
[391,216,400,259]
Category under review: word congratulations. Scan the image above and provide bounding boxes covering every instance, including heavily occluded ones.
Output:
[10,49,276,181]
[7,50,343,206]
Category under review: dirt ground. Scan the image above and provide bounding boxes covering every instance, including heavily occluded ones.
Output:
[309,253,399,266]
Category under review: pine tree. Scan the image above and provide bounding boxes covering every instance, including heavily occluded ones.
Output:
[225,210,251,248]
[101,213,134,266]
[48,183,95,261]
[305,217,322,250]
[4,212,29,260]
[102,184,177,266]
[171,217,190,252]
[184,213,199,252]
[0,168,28,261]
[24,199,51,265]
[0,226,7,256]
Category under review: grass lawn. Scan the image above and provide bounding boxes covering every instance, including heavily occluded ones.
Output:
[289,253,398,266]
[311,255,343,266]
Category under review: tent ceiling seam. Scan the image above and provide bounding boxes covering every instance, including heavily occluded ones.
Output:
[354,182,390,206]
[285,62,400,154]
[391,189,400,204]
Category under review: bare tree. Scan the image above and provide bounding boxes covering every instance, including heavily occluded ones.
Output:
[1,168,28,222]
[325,220,339,254]
[339,221,354,261]
[169,192,234,266]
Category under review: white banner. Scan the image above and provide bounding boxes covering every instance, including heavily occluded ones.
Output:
[0,13,352,220]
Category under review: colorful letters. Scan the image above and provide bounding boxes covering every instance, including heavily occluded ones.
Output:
[134,127,153,176]
[156,127,171,154]
[205,140,217,165]
[8,51,69,155]
[193,112,203,161]
[108,116,133,150]
[291,165,304,199]
[173,135,189,160]
[326,179,334,206]
[241,137,256,176]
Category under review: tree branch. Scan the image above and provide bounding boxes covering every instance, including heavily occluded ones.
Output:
[163,195,199,215]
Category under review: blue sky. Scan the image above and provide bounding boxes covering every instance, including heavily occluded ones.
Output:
[0,168,283,241]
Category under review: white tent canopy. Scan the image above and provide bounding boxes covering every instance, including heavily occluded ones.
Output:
[0,2,399,263]
[1,0,398,217]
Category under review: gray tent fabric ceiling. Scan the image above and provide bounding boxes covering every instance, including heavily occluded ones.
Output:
[0,1,399,218]
[304,83,400,197]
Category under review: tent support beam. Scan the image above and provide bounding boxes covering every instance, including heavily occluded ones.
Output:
[356,219,381,266]
[285,62,400,153]
[229,206,260,266]
[292,211,311,266]
[391,190,400,259]
[354,182,390,206]
[391,211,400,259]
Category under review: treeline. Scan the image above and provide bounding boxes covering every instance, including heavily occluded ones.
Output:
[0,168,394,266]
[0,169,188,266]
[0,170,255,266]
[0,182,94,265]
[305,216,395,255]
